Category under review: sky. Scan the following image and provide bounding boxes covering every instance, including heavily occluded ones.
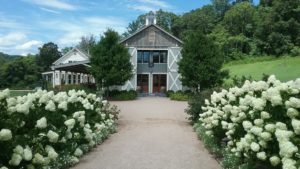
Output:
[0,0,259,56]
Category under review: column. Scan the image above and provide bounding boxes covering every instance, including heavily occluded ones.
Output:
[70,72,73,84]
[58,71,61,86]
[52,71,55,88]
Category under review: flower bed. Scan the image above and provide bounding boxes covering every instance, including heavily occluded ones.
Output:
[0,89,118,169]
[199,76,300,169]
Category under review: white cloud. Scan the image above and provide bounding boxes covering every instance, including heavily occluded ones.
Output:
[40,7,61,14]
[137,0,171,8]
[83,17,126,26]
[0,32,42,55]
[127,5,156,12]
[127,0,172,12]
[23,0,77,10]
[0,32,27,46]
[16,40,42,50]
[40,16,127,46]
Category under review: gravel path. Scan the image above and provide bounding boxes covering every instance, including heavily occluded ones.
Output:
[72,97,221,169]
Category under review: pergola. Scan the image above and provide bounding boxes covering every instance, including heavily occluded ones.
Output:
[50,60,95,86]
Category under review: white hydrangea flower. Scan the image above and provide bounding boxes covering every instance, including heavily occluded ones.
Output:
[35,117,47,129]
[47,130,59,143]
[252,98,266,111]
[0,129,12,141]
[250,142,260,152]
[250,126,263,136]
[269,156,280,166]
[64,119,76,129]
[258,140,267,148]
[32,153,46,165]
[275,129,293,142]
[260,132,272,141]
[287,108,299,119]
[0,89,10,100]
[276,122,287,130]
[58,101,68,111]
[279,141,298,158]
[16,102,30,114]
[45,145,58,160]
[256,151,267,160]
[9,153,22,166]
[282,157,296,169]
[261,111,270,119]
[0,166,8,169]
[45,100,56,112]
[265,124,276,133]
[291,119,300,134]
[254,119,264,127]
[70,156,79,165]
[242,121,253,131]
[287,97,300,108]
[23,146,32,161]
[13,145,24,155]
[74,148,83,157]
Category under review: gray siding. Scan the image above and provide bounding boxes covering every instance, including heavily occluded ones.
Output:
[137,64,167,73]
[125,26,180,47]
[122,47,137,91]
[167,47,182,91]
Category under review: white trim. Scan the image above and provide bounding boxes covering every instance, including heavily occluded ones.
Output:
[53,48,90,65]
[42,71,53,75]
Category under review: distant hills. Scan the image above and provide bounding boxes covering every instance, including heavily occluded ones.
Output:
[0,52,21,63]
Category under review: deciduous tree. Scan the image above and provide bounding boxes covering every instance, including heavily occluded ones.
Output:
[36,42,61,72]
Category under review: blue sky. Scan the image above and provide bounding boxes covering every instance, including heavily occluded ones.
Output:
[0,0,259,55]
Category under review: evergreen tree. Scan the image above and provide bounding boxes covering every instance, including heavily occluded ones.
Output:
[90,29,133,93]
[178,31,228,91]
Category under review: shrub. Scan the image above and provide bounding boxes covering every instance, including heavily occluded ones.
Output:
[108,90,137,101]
[169,92,190,101]
[165,90,174,97]
[186,89,214,124]
[291,46,300,57]
[199,75,300,168]
[0,89,118,169]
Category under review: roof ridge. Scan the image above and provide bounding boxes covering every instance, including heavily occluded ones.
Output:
[120,24,183,44]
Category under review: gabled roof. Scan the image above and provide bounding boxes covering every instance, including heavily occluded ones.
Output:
[53,47,90,65]
[120,24,183,45]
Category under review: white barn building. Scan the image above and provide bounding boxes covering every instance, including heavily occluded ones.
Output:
[43,13,183,94]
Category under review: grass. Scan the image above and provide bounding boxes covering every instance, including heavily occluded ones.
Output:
[10,90,34,97]
[224,56,300,84]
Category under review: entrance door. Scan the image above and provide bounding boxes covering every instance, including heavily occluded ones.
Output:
[137,74,149,93]
[153,74,167,93]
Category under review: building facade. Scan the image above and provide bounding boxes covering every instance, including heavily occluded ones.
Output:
[44,14,183,94]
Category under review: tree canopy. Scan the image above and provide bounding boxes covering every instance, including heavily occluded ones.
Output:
[36,42,62,72]
[123,10,179,37]
[76,35,96,54]
[178,31,228,91]
[0,56,40,89]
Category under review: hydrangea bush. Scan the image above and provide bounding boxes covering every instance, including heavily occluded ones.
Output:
[199,75,300,169]
[0,89,118,169]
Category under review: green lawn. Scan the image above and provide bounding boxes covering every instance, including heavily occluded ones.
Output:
[10,90,34,97]
[224,56,300,83]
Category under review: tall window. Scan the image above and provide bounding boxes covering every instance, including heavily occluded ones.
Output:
[137,50,168,64]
